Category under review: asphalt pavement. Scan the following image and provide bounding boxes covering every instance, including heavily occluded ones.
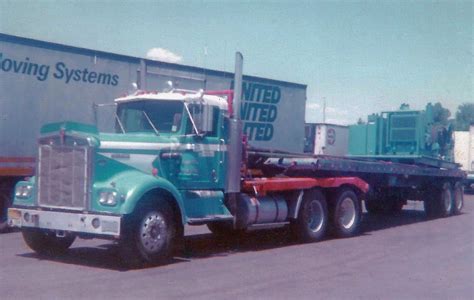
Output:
[1,195,473,299]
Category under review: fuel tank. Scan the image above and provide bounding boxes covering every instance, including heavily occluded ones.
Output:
[236,194,288,228]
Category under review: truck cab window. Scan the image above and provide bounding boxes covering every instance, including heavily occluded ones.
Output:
[185,105,220,137]
[116,100,184,133]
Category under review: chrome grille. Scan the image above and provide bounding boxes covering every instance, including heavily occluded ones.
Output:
[37,144,91,210]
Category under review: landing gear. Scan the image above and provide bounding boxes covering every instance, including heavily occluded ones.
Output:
[365,195,405,215]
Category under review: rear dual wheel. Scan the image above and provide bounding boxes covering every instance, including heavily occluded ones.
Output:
[331,188,362,238]
[291,189,328,243]
[291,187,362,242]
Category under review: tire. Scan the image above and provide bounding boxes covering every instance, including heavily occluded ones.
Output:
[331,188,362,238]
[452,182,464,215]
[424,182,453,218]
[22,229,75,255]
[119,201,177,267]
[437,182,454,217]
[207,221,245,237]
[291,189,328,243]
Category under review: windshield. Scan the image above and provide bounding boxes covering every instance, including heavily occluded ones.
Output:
[116,100,183,133]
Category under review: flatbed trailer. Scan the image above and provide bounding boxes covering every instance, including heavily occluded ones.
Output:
[256,152,465,216]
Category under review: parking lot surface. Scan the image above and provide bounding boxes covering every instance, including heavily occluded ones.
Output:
[1,195,473,299]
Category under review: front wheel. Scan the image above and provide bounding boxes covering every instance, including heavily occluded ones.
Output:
[22,229,75,255]
[331,188,362,238]
[120,202,177,267]
[291,189,328,243]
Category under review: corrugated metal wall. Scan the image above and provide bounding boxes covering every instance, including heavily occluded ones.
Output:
[0,34,307,160]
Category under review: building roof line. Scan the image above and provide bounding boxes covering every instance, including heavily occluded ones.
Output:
[0,32,307,89]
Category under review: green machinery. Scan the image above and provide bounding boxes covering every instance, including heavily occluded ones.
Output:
[349,103,454,164]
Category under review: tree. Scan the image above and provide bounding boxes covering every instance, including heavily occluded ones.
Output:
[432,102,451,125]
[357,117,366,125]
[455,103,474,131]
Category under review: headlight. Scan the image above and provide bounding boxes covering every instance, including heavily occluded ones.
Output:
[99,191,118,206]
[15,185,33,198]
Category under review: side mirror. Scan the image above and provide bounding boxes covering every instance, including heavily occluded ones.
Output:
[200,104,214,134]
[187,103,214,135]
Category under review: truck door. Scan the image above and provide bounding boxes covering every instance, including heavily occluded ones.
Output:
[176,105,224,189]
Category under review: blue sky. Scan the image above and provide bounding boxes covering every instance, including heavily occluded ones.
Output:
[0,0,472,124]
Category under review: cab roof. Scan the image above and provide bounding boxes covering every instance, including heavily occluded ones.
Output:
[114,90,229,110]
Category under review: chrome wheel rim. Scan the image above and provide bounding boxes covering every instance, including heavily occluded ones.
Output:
[443,190,452,212]
[339,197,356,229]
[139,212,167,253]
[305,200,324,233]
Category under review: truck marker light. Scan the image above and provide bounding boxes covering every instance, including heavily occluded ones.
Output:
[152,168,159,176]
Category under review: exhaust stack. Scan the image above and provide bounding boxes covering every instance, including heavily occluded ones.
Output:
[225,52,244,193]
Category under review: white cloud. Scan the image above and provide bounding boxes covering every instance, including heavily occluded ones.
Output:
[146,47,182,63]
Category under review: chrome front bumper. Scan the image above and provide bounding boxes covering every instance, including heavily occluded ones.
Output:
[8,208,121,237]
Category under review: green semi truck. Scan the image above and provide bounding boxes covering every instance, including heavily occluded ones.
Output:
[8,54,466,266]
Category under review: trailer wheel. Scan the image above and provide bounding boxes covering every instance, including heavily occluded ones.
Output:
[437,182,454,217]
[22,229,75,255]
[120,201,177,267]
[291,189,328,243]
[424,183,453,218]
[452,182,464,215]
[331,188,361,238]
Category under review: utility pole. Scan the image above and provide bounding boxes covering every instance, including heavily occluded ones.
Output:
[322,97,326,123]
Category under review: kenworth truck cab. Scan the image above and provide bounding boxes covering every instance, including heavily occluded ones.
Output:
[8,84,242,263]
[7,53,465,267]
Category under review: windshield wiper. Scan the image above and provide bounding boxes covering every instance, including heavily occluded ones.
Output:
[115,113,126,134]
[142,111,160,135]
[183,102,200,135]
